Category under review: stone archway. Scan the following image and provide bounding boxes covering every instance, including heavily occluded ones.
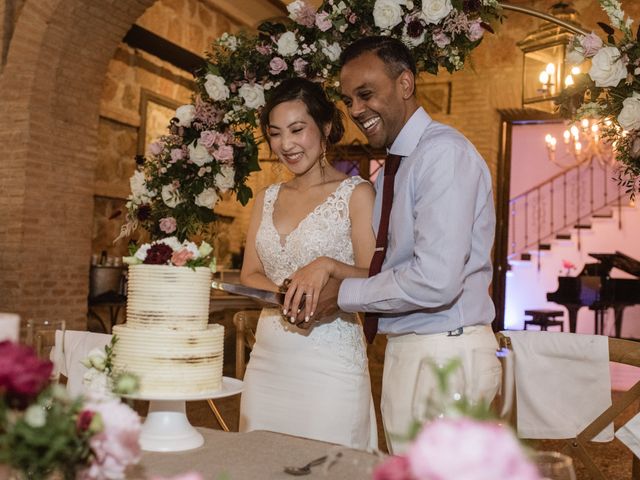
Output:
[0,0,156,329]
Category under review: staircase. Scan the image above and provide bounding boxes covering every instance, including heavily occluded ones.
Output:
[507,160,633,265]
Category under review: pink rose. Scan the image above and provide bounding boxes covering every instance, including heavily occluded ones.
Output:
[315,11,332,32]
[269,57,288,75]
[148,141,164,156]
[467,20,484,42]
[432,31,451,48]
[151,473,204,480]
[373,455,412,480]
[171,248,194,266]
[293,58,308,76]
[348,12,357,24]
[256,43,272,55]
[159,216,177,234]
[289,1,317,27]
[170,148,184,163]
[408,419,540,480]
[580,32,604,57]
[199,130,218,149]
[213,145,234,163]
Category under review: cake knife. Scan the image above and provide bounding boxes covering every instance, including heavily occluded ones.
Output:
[211,281,285,306]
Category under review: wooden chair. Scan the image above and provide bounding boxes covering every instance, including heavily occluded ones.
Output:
[497,333,640,479]
[232,310,261,380]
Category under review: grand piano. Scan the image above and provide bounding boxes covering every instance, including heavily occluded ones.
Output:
[547,251,640,337]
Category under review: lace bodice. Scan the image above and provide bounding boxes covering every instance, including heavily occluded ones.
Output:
[255,176,368,370]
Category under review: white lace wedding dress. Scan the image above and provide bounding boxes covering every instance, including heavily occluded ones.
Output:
[239,176,377,450]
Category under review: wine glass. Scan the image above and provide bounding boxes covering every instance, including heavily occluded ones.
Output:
[411,356,466,422]
[468,347,514,422]
[531,451,577,480]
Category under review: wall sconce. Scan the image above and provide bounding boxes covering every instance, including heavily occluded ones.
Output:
[517,2,586,112]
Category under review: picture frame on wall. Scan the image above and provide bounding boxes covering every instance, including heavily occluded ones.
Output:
[137,89,180,156]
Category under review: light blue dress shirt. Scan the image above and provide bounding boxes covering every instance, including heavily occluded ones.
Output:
[338,107,496,335]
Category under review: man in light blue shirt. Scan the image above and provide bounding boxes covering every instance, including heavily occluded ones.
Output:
[336,36,499,453]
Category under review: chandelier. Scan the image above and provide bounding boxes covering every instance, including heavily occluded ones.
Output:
[544,118,615,168]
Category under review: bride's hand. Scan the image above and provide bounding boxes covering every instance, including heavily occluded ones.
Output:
[282,257,334,324]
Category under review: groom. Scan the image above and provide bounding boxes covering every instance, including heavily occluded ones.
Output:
[297,36,499,453]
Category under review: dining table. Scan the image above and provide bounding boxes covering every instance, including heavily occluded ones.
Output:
[127,428,383,479]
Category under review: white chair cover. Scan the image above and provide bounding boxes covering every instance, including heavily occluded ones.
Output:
[503,330,613,442]
[52,330,112,397]
[0,312,20,342]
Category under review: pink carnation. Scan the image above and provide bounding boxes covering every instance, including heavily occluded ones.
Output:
[171,248,194,266]
[213,145,234,163]
[293,58,308,76]
[77,398,141,480]
[467,20,484,42]
[315,11,332,32]
[408,418,540,480]
[373,455,413,480]
[580,32,604,57]
[159,216,177,234]
[269,57,288,75]
[148,141,164,156]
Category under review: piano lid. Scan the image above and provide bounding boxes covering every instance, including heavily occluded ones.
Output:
[588,251,640,277]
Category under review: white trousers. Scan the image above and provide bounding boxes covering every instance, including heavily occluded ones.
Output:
[381,325,499,454]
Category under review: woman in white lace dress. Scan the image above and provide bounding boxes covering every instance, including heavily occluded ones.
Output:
[238,78,377,450]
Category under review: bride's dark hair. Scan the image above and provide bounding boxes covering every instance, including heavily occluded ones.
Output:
[260,78,344,145]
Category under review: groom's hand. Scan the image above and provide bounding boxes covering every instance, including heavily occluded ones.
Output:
[294,278,342,329]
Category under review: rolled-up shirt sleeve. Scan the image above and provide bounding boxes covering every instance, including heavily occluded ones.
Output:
[339,140,487,314]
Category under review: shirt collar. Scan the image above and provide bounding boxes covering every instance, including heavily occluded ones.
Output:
[388,107,432,158]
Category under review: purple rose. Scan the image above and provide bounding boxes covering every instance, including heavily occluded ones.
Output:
[269,57,288,75]
[315,11,332,32]
[213,145,234,163]
[170,148,184,163]
[433,31,451,48]
[0,341,53,408]
[148,141,164,156]
[200,130,218,149]
[467,20,484,42]
[159,216,177,234]
[580,32,604,57]
[293,58,308,76]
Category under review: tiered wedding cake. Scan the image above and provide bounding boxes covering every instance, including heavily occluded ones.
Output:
[113,264,223,396]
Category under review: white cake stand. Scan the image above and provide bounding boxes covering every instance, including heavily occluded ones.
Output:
[126,376,243,452]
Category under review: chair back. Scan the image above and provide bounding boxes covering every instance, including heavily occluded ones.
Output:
[0,312,20,342]
[232,310,260,379]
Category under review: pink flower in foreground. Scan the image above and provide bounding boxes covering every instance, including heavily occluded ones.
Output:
[199,130,219,149]
[467,20,484,42]
[151,473,204,480]
[159,216,177,234]
[171,248,194,267]
[373,454,413,480]
[170,148,184,163]
[77,398,141,480]
[432,31,451,49]
[213,145,234,163]
[580,32,604,57]
[148,141,164,156]
[408,419,540,480]
[0,341,53,408]
[269,57,288,75]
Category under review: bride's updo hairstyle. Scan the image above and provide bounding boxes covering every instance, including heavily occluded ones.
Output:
[260,78,344,146]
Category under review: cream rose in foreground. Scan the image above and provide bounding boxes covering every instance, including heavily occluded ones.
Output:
[422,0,452,24]
[204,74,230,101]
[618,93,640,132]
[276,31,298,57]
[215,165,236,192]
[82,348,108,371]
[373,0,405,30]
[238,83,265,109]
[161,184,183,208]
[188,141,213,167]
[195,187,219,209]
[174,105,196,127]
[589,46,627,87]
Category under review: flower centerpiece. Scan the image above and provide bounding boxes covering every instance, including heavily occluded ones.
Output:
[0,341,141,480]
[557,0,640,195]
[118,0,502,246]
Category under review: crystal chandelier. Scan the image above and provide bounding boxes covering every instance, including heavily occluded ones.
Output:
[544,117,615,168]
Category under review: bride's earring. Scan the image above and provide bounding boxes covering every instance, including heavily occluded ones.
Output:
[320,149,327,169]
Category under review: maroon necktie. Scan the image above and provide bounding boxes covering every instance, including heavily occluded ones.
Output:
[363,153,402,344]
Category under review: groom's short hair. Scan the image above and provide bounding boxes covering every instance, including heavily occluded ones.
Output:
[339,36,417,79]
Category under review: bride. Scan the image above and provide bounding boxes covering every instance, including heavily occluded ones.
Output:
[238,78,377,450]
